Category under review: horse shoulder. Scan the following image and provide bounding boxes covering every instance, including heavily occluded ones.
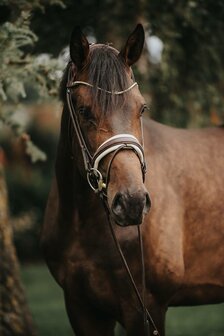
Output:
[144,185,185,300]
[143,120,224,302]
[41,175,75,285]
[143,120,183,279]
[41,175,59,248]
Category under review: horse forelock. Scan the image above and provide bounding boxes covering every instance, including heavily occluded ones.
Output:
[87,45,130,114]
[60,44,132,116]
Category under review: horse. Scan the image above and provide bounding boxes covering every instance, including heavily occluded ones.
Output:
[41,24,224,336]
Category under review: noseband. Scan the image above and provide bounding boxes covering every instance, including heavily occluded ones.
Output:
[66,69,146,194]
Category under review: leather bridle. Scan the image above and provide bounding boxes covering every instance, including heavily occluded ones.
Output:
[66,63,159,336]
[66,78,146,194]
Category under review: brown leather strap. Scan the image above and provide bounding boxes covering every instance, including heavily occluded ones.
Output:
[101,195,160,336]
[93,138,144,160]
[66,88,93,170]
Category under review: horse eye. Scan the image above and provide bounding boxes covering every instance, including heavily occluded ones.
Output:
[140,104,149,116]
[78,106,97,127]
[78,106,86,115]
[78,106,92,119]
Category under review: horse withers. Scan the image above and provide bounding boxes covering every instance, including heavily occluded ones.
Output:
[41,24,224,335]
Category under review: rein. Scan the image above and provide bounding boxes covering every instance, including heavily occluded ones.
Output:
[66,65,159,336]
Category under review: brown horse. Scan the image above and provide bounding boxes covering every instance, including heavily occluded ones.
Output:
[41,24,224,336]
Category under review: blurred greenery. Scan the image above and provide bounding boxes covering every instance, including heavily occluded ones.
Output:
[21,264,224,336]
[21,264,73,336]
[1,109,59,260]
[146,0,224,127]
[31,0,224,127]
[0,0,61,260]
[1,0,224,132]
[1,1,223,335]
[0,0,63,161]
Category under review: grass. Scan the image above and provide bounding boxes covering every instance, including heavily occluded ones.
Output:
[21,264,224,336]
[21,264,73,336]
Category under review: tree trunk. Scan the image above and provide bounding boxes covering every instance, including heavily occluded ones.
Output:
[0,160,37,336]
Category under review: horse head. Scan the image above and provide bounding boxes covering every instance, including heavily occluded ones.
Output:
[66,24,151,226]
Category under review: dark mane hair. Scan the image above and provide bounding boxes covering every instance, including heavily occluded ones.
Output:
[60,44,131,115]
[60,63,70,102]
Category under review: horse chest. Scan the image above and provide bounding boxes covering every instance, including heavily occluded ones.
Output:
[65,241,119,314]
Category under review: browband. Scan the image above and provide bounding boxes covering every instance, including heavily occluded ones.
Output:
[67,81,138,95]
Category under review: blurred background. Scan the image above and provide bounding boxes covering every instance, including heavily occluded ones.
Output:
[0,0,223,335]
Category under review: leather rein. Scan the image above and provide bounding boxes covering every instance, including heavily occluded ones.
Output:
[66,64,159,336]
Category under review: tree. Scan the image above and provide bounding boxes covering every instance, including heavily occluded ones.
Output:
[31,0,142,55]
[0,162,36,336]
[0,3,63,159]
[145,0,224,126]
[31,0,224,127]
[0,1,64,334]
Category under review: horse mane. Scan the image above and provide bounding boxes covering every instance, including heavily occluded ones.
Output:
[60,44,131,115]
[60,63,70,102]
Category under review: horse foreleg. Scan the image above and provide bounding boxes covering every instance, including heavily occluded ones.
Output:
[123,302,166,336]
[64,293,116,336]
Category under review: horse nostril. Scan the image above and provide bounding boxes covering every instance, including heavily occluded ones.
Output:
[111,190,151,226]
[112,192,124,217]
[144,192,151,214]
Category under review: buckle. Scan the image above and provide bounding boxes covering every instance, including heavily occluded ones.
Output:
[87,168,106,193]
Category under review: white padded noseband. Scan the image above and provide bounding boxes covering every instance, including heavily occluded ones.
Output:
[93,134,145,171]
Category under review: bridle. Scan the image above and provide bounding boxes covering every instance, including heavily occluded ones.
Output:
[66,63,159,336]
[66,75,146,194]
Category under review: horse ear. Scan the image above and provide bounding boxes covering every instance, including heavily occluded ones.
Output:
[70,26,89,70]
[119,24,145,66]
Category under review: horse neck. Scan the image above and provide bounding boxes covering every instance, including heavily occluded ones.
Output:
[55,106,100,222]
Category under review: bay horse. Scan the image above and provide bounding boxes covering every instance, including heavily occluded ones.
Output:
[41,24,224,335]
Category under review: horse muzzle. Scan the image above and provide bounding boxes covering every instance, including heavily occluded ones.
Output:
[111,189,151,226]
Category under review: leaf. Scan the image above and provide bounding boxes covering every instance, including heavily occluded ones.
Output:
[25,139,47,163]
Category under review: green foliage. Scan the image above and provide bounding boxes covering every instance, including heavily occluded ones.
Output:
[0,0,63,259]
[0,10,63,104]
[2,0,222,127]
[25,137,47,163]
[146,0,224,126]
[0,1,64,161]
[31,0,143,54]
[31,0,224,127]
[0,11,37,103]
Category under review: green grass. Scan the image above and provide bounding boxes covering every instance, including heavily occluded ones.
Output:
[21,264,224,336]
[21,264,73,336]
[166,306,224,336]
